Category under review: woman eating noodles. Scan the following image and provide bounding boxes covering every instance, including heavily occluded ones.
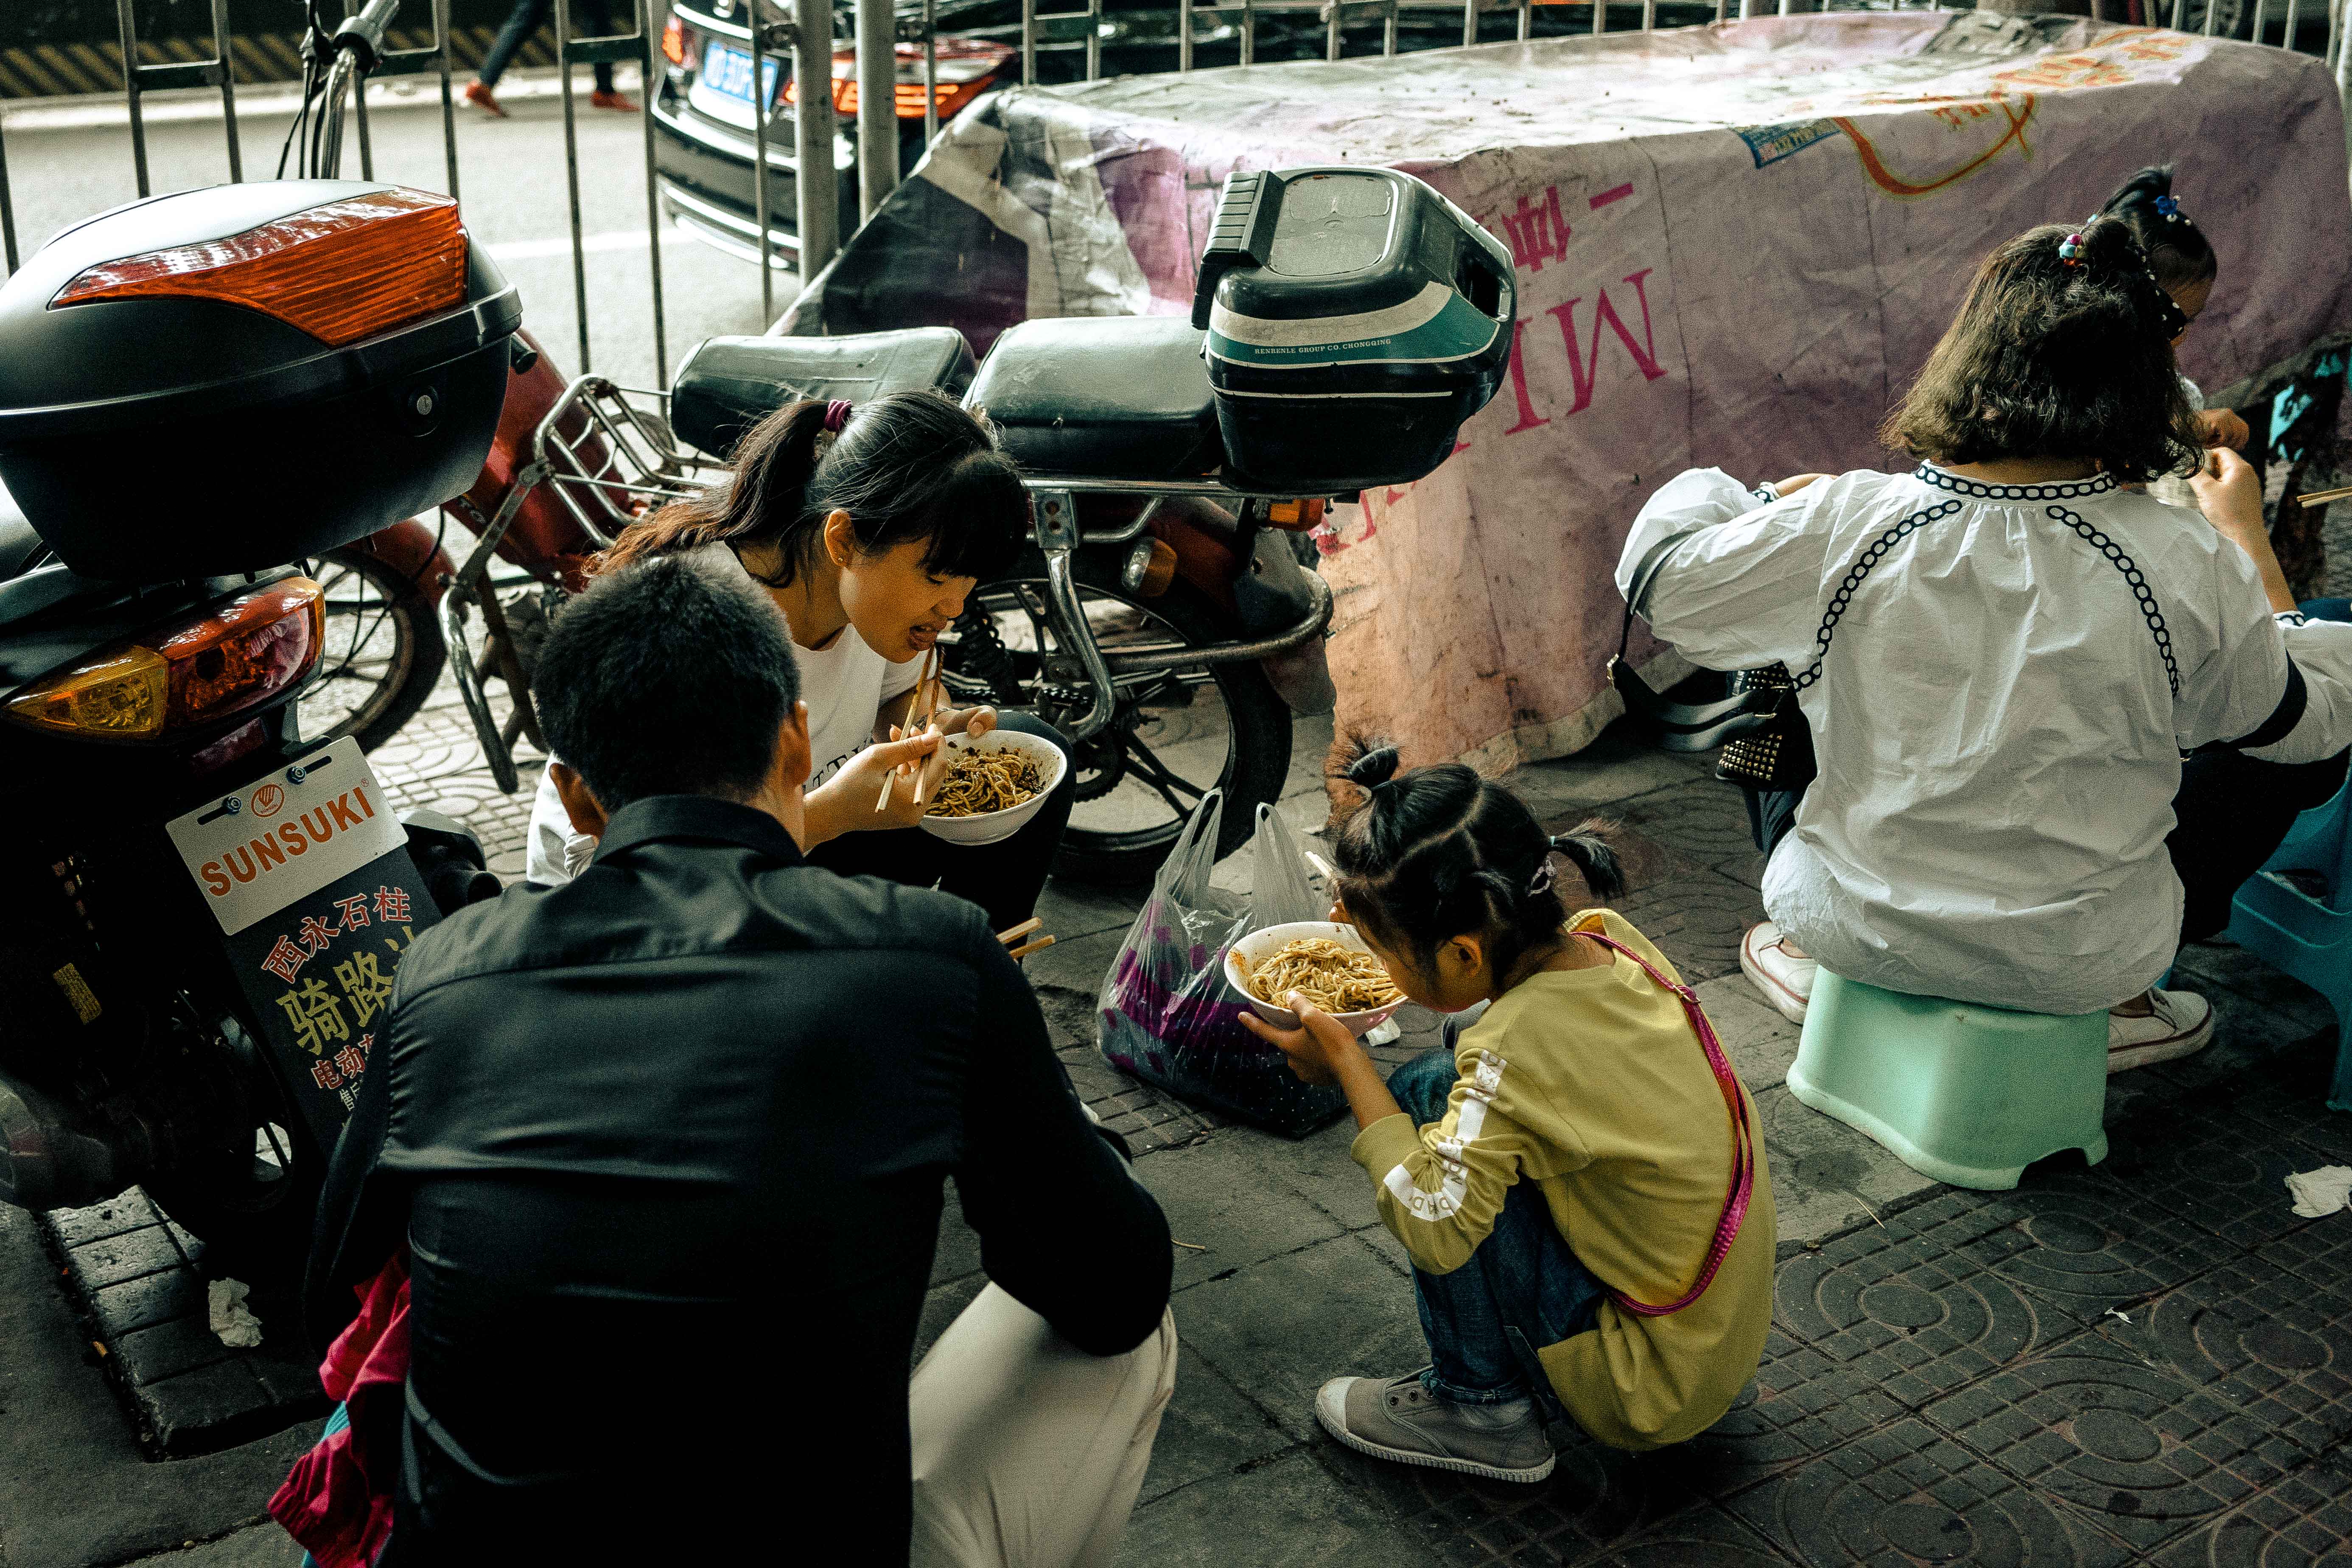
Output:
[526,390,1074,928]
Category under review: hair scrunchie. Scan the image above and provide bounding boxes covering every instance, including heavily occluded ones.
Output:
[823,400,854,433]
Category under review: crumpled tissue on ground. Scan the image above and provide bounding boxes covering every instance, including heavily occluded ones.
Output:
[208,1277,263,1349]
[2285,1165,2352,1218]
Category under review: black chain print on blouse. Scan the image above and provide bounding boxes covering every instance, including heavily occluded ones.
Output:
[1792,501,1965,691]
[2044,503,2180,697]
[1912,465,2120,503]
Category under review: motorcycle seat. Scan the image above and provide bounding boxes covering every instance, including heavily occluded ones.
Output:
[0,477,45,581]
[965,316,1221,482]
[669,328,978,459]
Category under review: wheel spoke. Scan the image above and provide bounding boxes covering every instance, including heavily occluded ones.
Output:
[1120,731,1207,816]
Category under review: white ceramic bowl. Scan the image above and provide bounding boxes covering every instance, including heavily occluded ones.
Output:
[1225,921,1407,1038]
[917,727,1069,847]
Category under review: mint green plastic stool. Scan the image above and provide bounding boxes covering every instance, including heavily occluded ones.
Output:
[1787,970,2109,1190]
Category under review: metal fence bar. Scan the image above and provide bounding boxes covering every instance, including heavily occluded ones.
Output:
[1463,0,1477,50]
[2326,0,2341,68]
[434,0,460,199]
[1386,0,1400,56]
[2338,0,2352,97]
[1180,0,1195,69]
[1329,1,1344,58]
[857,0,898,218]
[794,0,843,278]
[636,0,667,385]
[2285,0,2303,52]
[1714,0,1728,22]
[1245,0,1259,63]
[2251,0,2266,42]
[555,0,593,371]
[348,0,376,180]
[1088,0,1104,78]
[925,0,944,137]
[2206,0,2221,35]
[210,0,243,182]
[1520,0,1533,39]
[115,0,151,197]
[751,0,774,320]
[2172,0,2187,31]
[1593,0,1606,35]
[1642,0,1657,32]
[0,124,17,279]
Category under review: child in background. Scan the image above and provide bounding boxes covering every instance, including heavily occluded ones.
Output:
[2101,165,2248,454]
[1241,745,1775,1475]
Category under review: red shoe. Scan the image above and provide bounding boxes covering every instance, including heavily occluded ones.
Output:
[465,81,508,118]
[590,90,638,112]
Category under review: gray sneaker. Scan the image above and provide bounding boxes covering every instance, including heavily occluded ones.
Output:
[1314,1371,1556,1483]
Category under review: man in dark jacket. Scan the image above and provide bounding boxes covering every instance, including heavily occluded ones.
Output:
[305,553,1175,1563]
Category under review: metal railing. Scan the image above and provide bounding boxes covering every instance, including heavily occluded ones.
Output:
[5,0,2351,360]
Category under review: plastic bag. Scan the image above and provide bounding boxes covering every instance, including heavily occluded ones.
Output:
[1096,793,1350,1135]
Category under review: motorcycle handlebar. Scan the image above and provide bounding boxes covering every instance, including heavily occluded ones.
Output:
[331,0,401,70]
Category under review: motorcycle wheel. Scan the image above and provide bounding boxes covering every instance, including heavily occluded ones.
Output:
[142,1093,325,1289]
[296,545,448,752]
[947,563,1294,884]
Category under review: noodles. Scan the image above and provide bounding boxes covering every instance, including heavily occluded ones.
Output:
[925,746,1044,818]
[1238,937,1404,1013]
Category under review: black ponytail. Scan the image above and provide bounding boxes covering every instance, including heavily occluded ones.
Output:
[2100,165,2217,298]
[596,389,1028,587]
[1328,735,1621,982]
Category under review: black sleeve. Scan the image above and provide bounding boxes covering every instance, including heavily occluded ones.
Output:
[301,1000,409,1359]
[952,925,1172,1356]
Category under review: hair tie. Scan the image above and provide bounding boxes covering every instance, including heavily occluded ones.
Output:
[2154,193,2187,226]
[2058,232,2085,267]
[1528,860,1557,897]
[823,400,854,434]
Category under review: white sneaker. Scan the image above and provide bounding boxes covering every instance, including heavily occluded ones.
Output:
[1741,921,1815,1023]
[2107,987,2215,1073]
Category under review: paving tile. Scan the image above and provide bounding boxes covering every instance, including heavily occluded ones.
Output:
[1751,1084,1941,1249]
[1113,1449,1430,1568]
[1921,1340,2302,1548]
[1132,1347,1298,1507]
[2061,1097,2342,1250]
[64,1225,188,1292]
[112,1317,234,1391]
[1168,1232,1427,1444]
[1611,776,1769,888]
[87,1269,210,1341]
[1695,975,1802,1094]
[2142,1453,2352,1568]
[1606,864,1761,986]
[1579,1505,1797,1568]
[127,1359,277,1459]
[2090,1253,2352,1462]
[44,1192,162,1250]
[1726,1418,2136,1567]
[1946,1173,2241,1328]
[1132,1136,1350,1292]
[1677,1331,1910,1498]
[1511,733,1713,818]
[1772,1219,2061,1406]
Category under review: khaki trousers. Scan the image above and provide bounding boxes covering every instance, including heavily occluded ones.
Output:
[907,1285,1179,1568]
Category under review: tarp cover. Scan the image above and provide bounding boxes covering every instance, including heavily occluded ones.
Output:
[785,12,2352,771]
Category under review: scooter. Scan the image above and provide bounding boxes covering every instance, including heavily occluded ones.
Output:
[0,176,520,1272]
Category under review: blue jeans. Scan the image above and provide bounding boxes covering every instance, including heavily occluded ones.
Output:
[1389,1044,1603,1416]
[479,0,616,91]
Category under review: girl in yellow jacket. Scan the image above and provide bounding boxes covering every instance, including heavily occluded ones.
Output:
[1243,742,1775,1479]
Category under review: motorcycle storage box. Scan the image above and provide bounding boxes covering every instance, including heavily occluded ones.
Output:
[1193,167,1514,494]
[669,328,978,459]
[0,180,520,580]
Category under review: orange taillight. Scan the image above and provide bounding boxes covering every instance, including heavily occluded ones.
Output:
[49,189,469,347]
[661,13,689,64]
[1266,498,1327,532]
[3,578,324,742]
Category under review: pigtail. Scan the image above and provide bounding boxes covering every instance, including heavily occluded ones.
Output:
[2099,165,2216,296]
[1549,820,1625,902]
[594,400,833,579]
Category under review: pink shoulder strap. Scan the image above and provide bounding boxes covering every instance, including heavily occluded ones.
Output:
[1573,932,1758,1319]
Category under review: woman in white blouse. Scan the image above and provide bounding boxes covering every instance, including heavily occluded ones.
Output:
[1618,215,2352,1070]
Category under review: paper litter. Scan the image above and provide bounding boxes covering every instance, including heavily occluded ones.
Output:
[207,1277,263,1349]
[2285,1165,2352,1218]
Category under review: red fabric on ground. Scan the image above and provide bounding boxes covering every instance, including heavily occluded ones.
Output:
[268,1251,410,1568]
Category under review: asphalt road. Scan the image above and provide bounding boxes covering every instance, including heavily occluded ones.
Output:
[2,76,797,390]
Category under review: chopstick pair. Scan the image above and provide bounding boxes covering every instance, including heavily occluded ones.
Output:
[2297,482,2352,509]
[997,917,1055,962]
[874,645,946,812]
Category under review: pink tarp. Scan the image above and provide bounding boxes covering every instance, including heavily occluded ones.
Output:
[787,11,2352,769]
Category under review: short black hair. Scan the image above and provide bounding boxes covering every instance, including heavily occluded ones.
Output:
[1880,218,2201,484]
[532,553,801,811]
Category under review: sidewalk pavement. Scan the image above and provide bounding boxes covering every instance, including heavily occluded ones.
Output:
[8,697,2350,1567]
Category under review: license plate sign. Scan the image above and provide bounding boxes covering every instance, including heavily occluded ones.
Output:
[703,40,782,108]
[166,738,406,936]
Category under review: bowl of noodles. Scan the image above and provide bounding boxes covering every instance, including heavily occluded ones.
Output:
[917,728,1067,846]
[1225,921,1408,1038]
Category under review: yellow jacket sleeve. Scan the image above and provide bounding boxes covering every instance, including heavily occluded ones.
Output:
[1350,1045,1547,1276]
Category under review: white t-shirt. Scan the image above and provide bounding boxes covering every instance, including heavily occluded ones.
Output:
[1619,463,2352,1015]
[525,543,924,885]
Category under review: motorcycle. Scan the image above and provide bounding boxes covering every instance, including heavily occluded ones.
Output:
[0,174,521,1271]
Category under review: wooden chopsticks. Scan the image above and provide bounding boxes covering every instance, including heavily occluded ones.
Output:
[874,645,945,812]
[997,918,1055,962]
[2297,483,2352,509]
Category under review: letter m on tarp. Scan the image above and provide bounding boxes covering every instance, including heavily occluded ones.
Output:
[1546,269,1669,416]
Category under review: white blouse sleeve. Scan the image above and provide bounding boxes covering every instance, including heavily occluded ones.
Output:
[2248,618,2352,764]
[2174,545,2352,762]
[1615,468,1837,672]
